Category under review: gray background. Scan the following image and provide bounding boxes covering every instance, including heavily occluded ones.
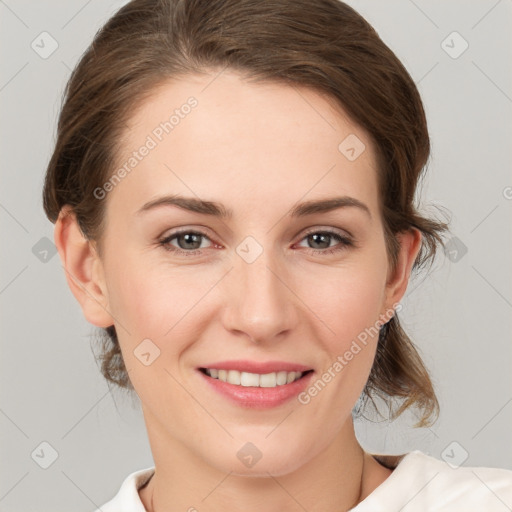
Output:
[1,0,511,510]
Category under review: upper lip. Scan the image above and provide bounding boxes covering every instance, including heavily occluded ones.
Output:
[198,360,313,374]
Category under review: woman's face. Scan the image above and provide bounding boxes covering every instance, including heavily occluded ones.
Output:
[83,70,416,476]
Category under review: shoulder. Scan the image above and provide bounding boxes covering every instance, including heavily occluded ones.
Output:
[352,450,512,511]
[92,466,155,512]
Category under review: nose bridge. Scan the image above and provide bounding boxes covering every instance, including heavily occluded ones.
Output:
[224,237,297,341]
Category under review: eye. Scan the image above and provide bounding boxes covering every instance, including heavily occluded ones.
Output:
[158,228,354,257]
[296,229,354,255]
[158,229,213,255]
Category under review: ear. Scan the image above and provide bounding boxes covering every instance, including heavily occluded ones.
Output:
[383,228,422,312]
[54,206,114,328]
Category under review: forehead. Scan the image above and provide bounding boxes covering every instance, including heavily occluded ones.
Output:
[108,70,380,220]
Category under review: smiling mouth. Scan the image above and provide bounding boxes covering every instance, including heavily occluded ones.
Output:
[199,368,314,388]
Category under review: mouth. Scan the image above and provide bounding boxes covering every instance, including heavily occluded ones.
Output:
[198,367,315,388]
[197,366,315,409]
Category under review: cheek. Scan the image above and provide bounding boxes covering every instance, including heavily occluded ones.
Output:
[302,256,388,345]
[103,260,201,396]
[295,252,389,406]
[107,264,195,335]
[295,263,388,415]
[104,252,219,359]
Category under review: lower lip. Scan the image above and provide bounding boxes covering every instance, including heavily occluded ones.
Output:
[197,369,315,409]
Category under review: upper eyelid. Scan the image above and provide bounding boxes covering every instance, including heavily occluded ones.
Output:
[159,226,215,241]
[301,226,352,238]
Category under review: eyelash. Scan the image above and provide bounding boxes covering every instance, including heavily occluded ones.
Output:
[157,228,354,257]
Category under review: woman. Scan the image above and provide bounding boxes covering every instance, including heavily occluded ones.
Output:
[42,0,512,510]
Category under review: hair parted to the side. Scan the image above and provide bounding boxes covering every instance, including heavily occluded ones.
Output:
[43,0,451,428]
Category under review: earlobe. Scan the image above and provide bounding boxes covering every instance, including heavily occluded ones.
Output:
[54,206,114,328]
[384,228,422,309]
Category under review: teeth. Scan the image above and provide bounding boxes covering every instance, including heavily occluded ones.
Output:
[204,369,305,387]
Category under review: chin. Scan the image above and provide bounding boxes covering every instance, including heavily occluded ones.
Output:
[207,444,312,478]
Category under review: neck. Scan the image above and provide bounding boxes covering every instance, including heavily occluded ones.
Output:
[140,412,375,512]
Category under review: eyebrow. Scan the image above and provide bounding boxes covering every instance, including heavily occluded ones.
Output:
[136,194,372,220]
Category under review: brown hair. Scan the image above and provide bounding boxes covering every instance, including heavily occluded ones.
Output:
[43,0,450,427]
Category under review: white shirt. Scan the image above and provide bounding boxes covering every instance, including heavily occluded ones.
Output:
[95,450,512,511]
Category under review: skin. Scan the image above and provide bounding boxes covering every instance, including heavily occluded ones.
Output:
[54,70,421,512]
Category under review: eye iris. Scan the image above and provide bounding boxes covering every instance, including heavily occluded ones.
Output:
[178,233,202,250]
[309,233,331,249]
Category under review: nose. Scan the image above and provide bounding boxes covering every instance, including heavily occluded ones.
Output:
[220,244,300,344]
